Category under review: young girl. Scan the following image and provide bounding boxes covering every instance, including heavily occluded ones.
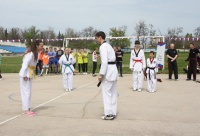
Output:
[77,49,84,74]
[59,48,75,92]
[40,51,49,75]
[19,40,43,116]
[146,51,158,93]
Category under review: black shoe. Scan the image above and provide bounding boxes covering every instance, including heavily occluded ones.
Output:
[193,79,196,81]
[101,115,115,120]
[186,79,191,81]
[120,75,123,77]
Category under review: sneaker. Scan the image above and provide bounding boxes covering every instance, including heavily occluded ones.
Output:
[65,89,68,92]
[133,88,137,91]
[68,89,72,92]
[138,89,142,92]
[101,115,115,120]
[92,74,97,77]
[85,72,88,75]
[175,79,178,81]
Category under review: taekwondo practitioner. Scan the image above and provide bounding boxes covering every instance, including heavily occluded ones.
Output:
[19,40,43,116]
[146,51,158,93]
[59,48,75,92]
[166,43,178,80]
[95,31,118,120]
[129,40,146,92]
[185,43,199,81]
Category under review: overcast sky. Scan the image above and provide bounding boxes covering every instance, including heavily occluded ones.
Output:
[0,0,199,37]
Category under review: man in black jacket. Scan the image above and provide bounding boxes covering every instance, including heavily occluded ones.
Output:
[166,43,178,80]
[116,46,123,77]
[185,43,199,81]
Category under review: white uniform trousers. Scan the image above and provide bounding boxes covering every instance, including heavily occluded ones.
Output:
[133,71,143,90]
[20,77,33,110]
[102,80,117,116]
[147,72,157,92]
[63,73,73,90]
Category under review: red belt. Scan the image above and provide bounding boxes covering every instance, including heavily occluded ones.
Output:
[133,59,142,63]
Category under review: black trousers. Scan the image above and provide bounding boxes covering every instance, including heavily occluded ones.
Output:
[36,60,43,74]
[92,61,97,74]
[116,61,123,76]
[168,60,178,79]
[78,64,84,73]
[73,63,76,70]
[187,59,197,80]
[83,63,88,72]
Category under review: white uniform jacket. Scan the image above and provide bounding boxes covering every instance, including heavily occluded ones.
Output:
[146,58,158,73]
[99,43,118,81]
[19,52,37,78]
[59,54,75,74]
[129,49,146,72]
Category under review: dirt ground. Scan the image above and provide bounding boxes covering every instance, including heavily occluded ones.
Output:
[0,73,200,136]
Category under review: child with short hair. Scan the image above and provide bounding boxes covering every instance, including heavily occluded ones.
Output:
[40,51,49,75]
[146,51,158,93]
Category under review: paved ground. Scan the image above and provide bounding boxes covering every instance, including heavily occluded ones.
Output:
[0,73,200,136]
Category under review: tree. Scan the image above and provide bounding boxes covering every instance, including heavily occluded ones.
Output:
[185,33,193,38]
[0,27,5,40]
[8,27,22,40]
[21,26,40,46]
[81,26,98,37]
[109,26,131,48]
[65,27,79,38]
[194,26,200,38]
[168,27,183,38]
[134,20,149,48]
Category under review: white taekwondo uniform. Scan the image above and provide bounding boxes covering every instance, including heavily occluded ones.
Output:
[19,52,37,110]
[129,49,146,91]
[146,58,158,92]
[59,53,75,90]
[99,42,118,116]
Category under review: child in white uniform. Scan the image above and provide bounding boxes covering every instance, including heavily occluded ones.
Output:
[129,40,146,91]
[19,40,43,116]
[146,51,158,92]
[59,48,75,92]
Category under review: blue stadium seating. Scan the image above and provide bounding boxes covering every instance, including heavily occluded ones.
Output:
[0,45,26,53]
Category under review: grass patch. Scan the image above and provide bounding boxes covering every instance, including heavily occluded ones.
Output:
[0,53,189,74]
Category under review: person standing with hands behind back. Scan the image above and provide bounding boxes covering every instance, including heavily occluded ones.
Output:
[95,31,118,120]
[19,40,43,116]
[166,43,178,80]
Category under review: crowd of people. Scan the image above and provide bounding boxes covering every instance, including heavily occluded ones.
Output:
[5,31,200,120]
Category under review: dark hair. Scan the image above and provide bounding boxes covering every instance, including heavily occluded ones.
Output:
[190,43,194,46]
[150,51,154,55]
[95,31,106,39]
[135,40,140,44]
[30,40,42,61]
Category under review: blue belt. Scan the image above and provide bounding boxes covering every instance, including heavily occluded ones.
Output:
[64,64,73,73]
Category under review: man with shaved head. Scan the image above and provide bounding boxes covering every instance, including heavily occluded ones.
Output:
[166,43,178,80]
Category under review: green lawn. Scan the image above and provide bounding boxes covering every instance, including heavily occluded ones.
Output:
[0,53,188,74]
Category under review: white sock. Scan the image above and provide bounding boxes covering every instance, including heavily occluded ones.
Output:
[41,69,44,74]
[46,69,48,74]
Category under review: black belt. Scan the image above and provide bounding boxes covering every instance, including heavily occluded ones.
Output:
[147,67,156,80]
[147,67,155,70]
[108,62,116,65]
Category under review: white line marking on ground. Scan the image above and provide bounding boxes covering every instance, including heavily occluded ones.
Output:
[0,80,97,126]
